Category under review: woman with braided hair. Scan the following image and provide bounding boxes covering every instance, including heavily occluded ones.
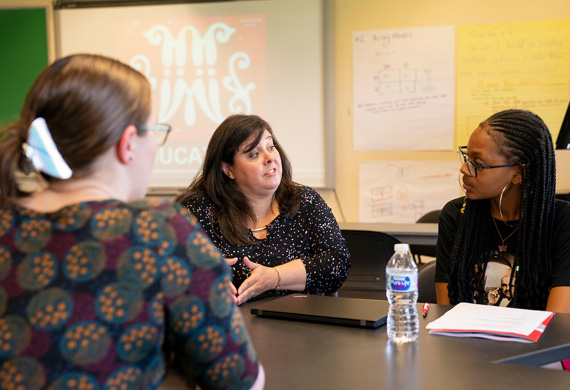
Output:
[435,109,570,313]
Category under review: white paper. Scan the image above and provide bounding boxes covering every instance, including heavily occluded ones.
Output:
[353,25,455,151]
[359,160,460,223]
[426,302,553,343]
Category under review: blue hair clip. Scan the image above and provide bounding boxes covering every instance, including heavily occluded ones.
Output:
[23,117,72,180]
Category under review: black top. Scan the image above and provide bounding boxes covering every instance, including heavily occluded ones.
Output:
[184,186,351,296]
[435,197,570,306]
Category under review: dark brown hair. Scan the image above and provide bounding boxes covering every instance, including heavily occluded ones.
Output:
[0,54,151,205]
[175,114,300,245]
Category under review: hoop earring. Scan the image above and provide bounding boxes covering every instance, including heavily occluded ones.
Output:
[499,183,518,226]
[498,184,508,221]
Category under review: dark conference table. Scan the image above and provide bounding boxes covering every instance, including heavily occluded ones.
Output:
[241,300,570,389]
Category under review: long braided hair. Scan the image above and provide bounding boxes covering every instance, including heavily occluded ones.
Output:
[447,109,556,309]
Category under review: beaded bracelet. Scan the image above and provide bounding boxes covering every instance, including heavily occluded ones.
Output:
[274,267,282,290]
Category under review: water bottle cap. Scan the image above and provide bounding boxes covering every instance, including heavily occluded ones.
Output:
[394,243,410,253]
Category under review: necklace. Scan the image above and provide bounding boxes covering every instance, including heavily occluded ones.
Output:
[250,226,268,232]
[492,216,519,253]
[250,215,268,232]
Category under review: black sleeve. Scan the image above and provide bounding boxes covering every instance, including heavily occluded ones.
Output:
[299,188,351,294]
[435,198,463,283]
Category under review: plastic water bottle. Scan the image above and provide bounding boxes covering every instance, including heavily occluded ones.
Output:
[386,243,419,343]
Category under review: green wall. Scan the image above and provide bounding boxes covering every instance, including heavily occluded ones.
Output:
[0,8,48,126]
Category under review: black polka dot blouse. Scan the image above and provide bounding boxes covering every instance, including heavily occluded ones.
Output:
[185,186,351,297]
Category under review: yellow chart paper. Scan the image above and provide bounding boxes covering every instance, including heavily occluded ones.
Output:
[456,19,570,146]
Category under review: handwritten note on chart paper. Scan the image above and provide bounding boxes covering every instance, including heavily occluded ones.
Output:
[456,19,570,147]
[353,25,455,151]
[359,160,460,223]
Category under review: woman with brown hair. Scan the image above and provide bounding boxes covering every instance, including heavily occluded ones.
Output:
[0,54,263,389]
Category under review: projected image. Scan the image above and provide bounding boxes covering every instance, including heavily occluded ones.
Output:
[117,15,266,182]
[56,0,326,188]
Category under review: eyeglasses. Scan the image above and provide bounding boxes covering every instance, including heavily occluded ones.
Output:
[458,146,517,178]
[136,123,171,146]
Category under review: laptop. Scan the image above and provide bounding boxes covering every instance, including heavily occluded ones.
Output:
[250,294,390,328]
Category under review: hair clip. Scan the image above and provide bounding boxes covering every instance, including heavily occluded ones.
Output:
[23,118,72,180]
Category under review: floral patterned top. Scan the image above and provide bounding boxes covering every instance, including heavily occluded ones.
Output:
[184,186,351,296]
[0,198,259,390]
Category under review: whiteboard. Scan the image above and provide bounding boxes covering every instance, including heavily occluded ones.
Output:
[54,0,328,188]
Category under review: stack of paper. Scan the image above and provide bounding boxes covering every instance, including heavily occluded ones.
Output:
[426,302,554,343]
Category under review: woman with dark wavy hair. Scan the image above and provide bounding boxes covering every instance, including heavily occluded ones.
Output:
[435,109,570,313]
[176,114,350,305]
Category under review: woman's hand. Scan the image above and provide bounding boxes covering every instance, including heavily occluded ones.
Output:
[236,256,279,305]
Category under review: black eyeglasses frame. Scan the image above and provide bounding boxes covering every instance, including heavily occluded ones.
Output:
[458,146,518,178]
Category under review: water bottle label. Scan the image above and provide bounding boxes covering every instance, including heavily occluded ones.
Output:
[387,274,418,292]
